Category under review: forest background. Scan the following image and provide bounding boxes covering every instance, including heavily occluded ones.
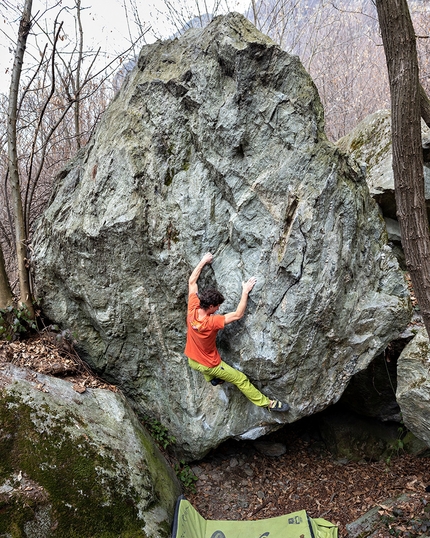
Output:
[0,0,429,321]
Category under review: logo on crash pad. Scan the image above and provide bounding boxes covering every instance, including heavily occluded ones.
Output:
[288,515,303,524]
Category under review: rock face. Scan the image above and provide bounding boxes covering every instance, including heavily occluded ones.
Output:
[0,364,180,537]
[33,13,410,459]
[397,328,430,448]
[337,109,430,221]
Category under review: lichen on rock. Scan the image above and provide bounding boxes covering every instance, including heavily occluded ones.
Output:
[397,328,430,448]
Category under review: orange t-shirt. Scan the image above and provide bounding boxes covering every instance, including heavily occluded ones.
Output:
[184,293,225,367]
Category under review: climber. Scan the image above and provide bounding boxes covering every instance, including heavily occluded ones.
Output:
[185,252,290,412]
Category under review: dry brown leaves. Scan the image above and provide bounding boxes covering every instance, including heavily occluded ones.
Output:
[376,495,430,537]
[405,273,418,310]
[0,470,49,507]
[0,332,117,392]
[187,432,430,538]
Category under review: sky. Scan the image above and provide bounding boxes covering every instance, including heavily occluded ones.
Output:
[0,0,250,95]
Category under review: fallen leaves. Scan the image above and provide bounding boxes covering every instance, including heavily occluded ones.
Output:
[405,273,418,309]
[36,382,49,393]
[0,471,49,505]
[187,431,430,538]
[375,495,430,537]
[0,331,117,392]
[72,383,86,394]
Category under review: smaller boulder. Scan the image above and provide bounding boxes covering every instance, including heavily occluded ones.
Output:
[252,440,287,457]
[397,327,430,449]
[346,494,410,538]
[402,431,430,457]
[337,109,430,220]
[0,364,180,537]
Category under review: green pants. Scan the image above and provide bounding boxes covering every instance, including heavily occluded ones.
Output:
[188,358,270,407]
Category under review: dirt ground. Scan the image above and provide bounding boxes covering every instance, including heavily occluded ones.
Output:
[186,423,430,537]
[1,333,430,537]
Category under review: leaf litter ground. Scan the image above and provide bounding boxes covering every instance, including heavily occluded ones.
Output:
[1,333,430,537]
[187,425,430,537]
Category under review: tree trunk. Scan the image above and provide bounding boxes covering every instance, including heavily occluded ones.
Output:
[0,245,13,309]
[376,0,430,337]
[7,0,35,317]
[74,0,83,149]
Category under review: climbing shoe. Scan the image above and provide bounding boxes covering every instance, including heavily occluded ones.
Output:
[210,378,225,386]
[268,400,290,412]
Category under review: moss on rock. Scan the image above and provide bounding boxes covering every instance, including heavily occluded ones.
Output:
[0,366,180,537]
[0,392,148,536]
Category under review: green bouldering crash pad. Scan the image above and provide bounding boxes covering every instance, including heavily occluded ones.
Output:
[171,496,338,538]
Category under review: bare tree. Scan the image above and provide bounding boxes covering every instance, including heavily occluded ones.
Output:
[0,246,13,308]
[0,0,146,316]
[7,0,35,316]
[375,0,430,337]
[149,0,236,37]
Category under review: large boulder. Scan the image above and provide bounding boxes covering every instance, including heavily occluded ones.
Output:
[0,364,180,537]
[32,13,411,459]
[397,327,430,448]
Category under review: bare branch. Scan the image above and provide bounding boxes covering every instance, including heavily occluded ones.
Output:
[7,0,35,315]
[25,21,64,234]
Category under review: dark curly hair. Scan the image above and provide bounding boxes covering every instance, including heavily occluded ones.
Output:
[198,288,225,310]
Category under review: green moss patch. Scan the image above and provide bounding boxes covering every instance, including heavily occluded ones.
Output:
[0,391,150,537]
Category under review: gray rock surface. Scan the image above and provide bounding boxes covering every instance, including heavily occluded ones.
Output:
[33,13,411,460]
[337,109,430,220]
[346,494,410,538]
[0,363,180,537]
[397,328,430,448]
